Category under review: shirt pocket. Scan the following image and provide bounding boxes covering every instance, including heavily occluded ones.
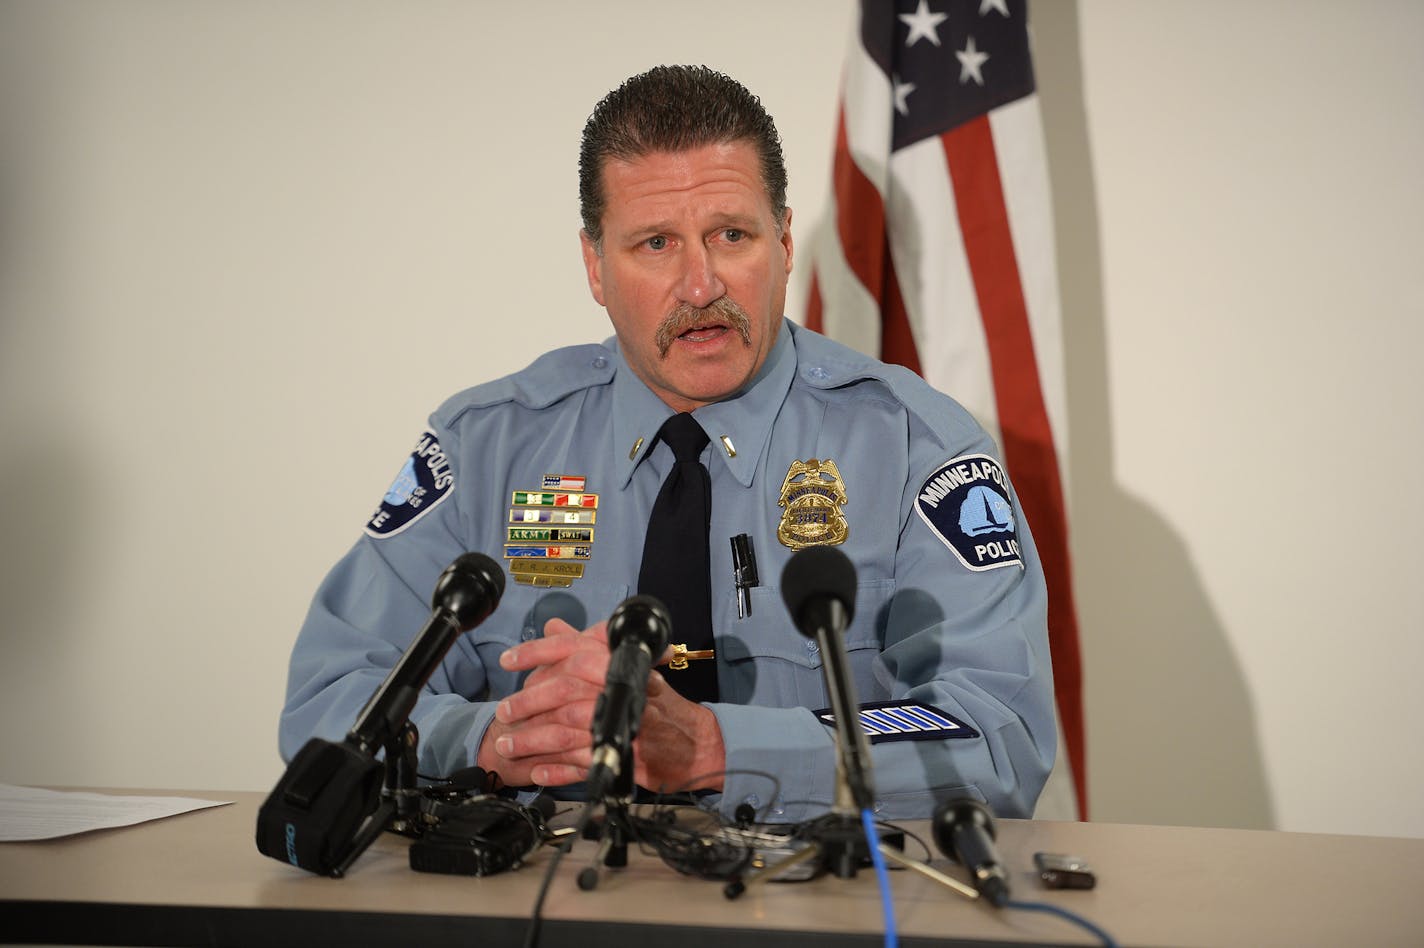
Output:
[717,579,895,709]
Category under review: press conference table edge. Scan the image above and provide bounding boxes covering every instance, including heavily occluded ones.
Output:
[2,788,1423,948]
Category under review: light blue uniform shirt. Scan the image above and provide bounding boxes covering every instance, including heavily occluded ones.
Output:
[280,320,1056,821]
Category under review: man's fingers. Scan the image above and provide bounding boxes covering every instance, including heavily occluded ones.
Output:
[540,617,581,639]
[500,622,612,673]
[499,634,579,672]
[492,721,590,760]
[529,762,587,786]
[496,678,598,724]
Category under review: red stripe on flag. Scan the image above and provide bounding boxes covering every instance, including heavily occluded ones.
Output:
[806,268,824,333]
[829,107,921,374]
[942,116,1087,813]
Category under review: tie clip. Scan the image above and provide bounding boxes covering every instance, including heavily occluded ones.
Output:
[668,644,715,670]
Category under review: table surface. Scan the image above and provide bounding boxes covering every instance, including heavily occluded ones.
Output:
[3,789,1423,947]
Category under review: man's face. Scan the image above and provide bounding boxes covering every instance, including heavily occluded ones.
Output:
[580,140,794,413]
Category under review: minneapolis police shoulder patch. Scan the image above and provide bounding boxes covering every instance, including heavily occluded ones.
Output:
[365,431,455,538]
[914,453,1023,571]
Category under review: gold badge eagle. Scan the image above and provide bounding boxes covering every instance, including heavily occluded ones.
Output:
[777,459,849,549]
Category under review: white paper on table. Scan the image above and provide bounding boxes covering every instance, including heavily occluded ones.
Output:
[0,783,232,841]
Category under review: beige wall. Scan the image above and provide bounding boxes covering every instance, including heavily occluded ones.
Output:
[1,0,1420,839]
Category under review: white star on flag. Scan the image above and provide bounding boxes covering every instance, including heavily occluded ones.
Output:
[899,0,949,47]
[892,75,917,115]
[956,35,990,85]
[980,0,1010,16]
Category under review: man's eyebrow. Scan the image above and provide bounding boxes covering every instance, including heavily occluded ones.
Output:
[624,221,676,239]
[707,212,760,229]
[620,212,762,241]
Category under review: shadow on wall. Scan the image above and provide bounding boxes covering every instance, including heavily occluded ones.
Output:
[0,419,93,781]
[1036,2,1274,830]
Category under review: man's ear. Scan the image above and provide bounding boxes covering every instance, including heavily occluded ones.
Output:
[780,207,795,276]
[579,229,606,307]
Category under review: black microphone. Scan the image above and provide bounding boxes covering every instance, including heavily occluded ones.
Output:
[934,798,1010,907]
[587,595,671,798]
[347,552,506,756]
[780,546,875,812]
[258,552,506,876]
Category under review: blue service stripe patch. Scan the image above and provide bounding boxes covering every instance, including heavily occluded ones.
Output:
[894,700,962,728]
[830,711,895,735]
[862,708,913,733]
[814,700,980,744]
[875,707,930,732]
[899,705,962,731]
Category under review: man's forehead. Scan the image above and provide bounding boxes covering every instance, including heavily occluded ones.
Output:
[600,142,771,218]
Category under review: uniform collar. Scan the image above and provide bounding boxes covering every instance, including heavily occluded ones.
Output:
[611,319,796,489]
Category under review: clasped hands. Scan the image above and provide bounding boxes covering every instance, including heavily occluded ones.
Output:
[475,618,726,794]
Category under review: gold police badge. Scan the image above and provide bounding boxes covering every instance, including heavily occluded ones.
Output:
[777,459,849,549]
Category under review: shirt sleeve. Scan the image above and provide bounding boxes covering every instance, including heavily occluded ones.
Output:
[278,423,502,778]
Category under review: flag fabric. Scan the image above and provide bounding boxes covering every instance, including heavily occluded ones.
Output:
[806,0,1085,818]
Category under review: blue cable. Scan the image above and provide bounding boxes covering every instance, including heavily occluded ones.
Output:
[1004,898,1119,948]
[860,808,898,948]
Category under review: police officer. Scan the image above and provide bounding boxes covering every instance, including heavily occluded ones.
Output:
[280,65,1056,822]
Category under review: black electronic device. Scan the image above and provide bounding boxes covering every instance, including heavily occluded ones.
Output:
[410,795,553,877]
[255,552,505,877]
[1034,851,1097,890]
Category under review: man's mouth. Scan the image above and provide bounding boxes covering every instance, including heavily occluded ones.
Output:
[656,299,753,357]
[678,324,728,343]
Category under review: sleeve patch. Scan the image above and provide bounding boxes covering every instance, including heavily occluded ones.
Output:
[815,701,980,743]
[365,431,454,538]
[914,453,1023,571]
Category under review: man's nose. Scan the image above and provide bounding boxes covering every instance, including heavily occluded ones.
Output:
[676,244,727,308]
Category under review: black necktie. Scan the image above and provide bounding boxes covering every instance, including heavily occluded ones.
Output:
[637,413,718,702]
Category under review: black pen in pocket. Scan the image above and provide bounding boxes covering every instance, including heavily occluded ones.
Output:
[730,534,759,619]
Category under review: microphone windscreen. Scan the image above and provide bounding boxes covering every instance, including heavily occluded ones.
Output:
[606,594,672,654]
[780,546,857,627]
[436,552,506,629]
[932,797,997,863]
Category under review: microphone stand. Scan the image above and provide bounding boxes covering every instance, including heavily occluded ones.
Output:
[574,594,670,891]
[326,722,425,877]
[722,625,979,903]
[576,741,636,891]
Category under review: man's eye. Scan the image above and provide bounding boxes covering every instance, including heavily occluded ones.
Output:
[646,235,668,251]
[723,229,745,242]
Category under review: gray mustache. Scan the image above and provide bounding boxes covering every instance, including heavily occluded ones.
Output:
[655,298,753,357]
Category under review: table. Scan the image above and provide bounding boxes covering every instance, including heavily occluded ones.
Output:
[2,790,1423,946]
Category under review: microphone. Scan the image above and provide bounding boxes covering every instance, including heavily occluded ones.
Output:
[347,551,506,756]
[258,552,506,876]
[587,595,671,798]
[780,546,875,812]
[934,798,1010,907]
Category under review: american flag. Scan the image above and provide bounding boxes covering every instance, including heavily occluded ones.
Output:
[806,0,1085,817]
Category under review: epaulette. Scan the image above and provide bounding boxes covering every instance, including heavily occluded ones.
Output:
[788,323,982,449]
[434,343,617,427]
